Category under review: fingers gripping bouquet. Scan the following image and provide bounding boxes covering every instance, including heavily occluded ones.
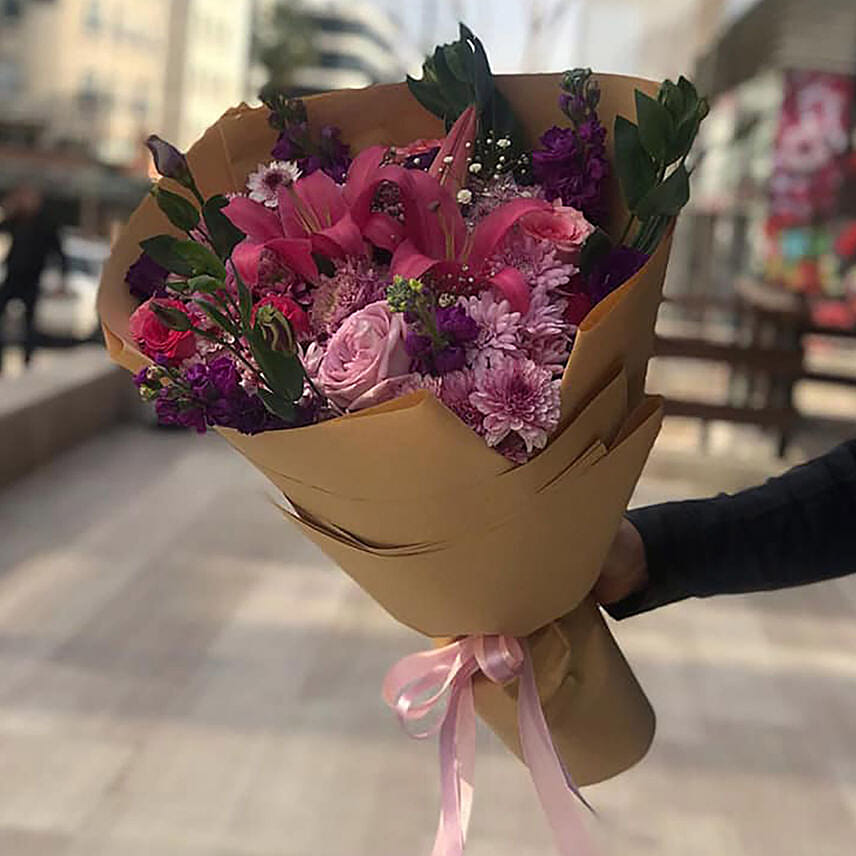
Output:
[99,25,706,856]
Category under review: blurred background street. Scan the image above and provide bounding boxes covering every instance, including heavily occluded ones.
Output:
[2,0,856,854]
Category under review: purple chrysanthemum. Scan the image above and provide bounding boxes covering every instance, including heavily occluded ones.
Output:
[459,292,522,368]
[438,369,483,433]
[470,354,560,455]
[486,228,577,292]
[519,285,572,375]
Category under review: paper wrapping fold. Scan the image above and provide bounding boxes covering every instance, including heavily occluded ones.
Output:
[98,73,670,785]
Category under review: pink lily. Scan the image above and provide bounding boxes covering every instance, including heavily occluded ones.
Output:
[223,147,393,285]
[389,181,551,314]
[428,105,478,192]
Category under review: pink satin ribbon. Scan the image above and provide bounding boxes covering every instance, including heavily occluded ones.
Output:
[383,635,597,856]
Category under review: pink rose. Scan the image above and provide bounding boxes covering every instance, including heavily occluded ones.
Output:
[520,203,595,259]
[318,301,410,409]
[129,297,197,364]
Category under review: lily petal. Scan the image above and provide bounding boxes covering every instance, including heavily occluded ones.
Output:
[343,145,388,207]
[222,197,282,243]
[428,105,477,193]
[278,169,347,238]
[264,238,319,283]
[467,197,551,271]
[390,239,439,281]
[311,212,365,259]
[489,266,531,314]
[361,212,406,252]
[231,240,262,284]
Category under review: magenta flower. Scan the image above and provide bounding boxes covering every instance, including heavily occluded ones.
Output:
[470,354,561,453]
[223,146,397,288]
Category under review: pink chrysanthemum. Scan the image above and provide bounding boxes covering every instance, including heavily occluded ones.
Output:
[310,258,387,338]
[246,161,302,207]
[470,354,560,455]
[458,292,521,368]
[438,368,483,433]
[487,227,577,292]
[466,174,544,225]
[520,284,573,375]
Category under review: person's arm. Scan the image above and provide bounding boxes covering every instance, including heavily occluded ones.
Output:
[600,438,856,619]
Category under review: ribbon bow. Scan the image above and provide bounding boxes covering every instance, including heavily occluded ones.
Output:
[383,635,597,856]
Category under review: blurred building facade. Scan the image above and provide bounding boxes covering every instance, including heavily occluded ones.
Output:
[162,0,252,150]
[0,0,252,165]
[250,0,420,98]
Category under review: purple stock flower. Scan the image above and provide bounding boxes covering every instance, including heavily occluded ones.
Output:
[532,123,609,223]
[587,247,649,303]
[405,305,478,376]
[184,362,210,396]
[126,252,169,301]
[208,355,240,397]
[271,123,351,182]
[436,305,478,343]
[434,346,467,374]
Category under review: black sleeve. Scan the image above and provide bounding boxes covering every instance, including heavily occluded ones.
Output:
[606,439,856,619]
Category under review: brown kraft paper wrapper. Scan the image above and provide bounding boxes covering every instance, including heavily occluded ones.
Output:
[98,73,670,786]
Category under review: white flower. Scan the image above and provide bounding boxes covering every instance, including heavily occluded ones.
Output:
[468,162,483,174]
[246,160,302,207]
[456,188,473,205]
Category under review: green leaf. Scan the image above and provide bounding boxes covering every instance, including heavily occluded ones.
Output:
[140,235,226,279]
[635,90,673,165]
[230,262,253,327]
[152,186,199,233]
[194,298,237,335]
[579,228,613,276]
[677,76,699,113]
[636,163,690,221]
[669,115,701,163]
[614,116,657,211]
[248,331,305,401]
[176,242,227,279]
[151,302,192,331]
[187,274,223,294]
[257,388,296,423]
[203,195,244,260]
[140,235,195,277]
[406,75,451,120]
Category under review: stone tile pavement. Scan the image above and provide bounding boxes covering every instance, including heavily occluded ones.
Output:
[0,420,854,855]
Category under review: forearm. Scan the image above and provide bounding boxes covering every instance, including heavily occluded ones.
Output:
[607,439,856,618]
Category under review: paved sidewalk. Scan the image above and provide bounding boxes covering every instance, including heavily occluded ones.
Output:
[0,422,854,855]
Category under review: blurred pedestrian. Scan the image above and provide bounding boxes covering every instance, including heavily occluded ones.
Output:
[0,185,67,373]
[595,440,856,616]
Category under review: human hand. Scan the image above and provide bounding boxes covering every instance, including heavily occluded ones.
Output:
[593,518,648,605]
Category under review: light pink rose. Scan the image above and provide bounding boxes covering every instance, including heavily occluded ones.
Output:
[318,301,410,409]
[520,203,595,259]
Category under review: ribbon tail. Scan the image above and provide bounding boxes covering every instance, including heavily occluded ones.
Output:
[432,669,477,856]
[517,646,598,856]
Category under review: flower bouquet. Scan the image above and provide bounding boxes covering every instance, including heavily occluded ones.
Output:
[98,25,706,855]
